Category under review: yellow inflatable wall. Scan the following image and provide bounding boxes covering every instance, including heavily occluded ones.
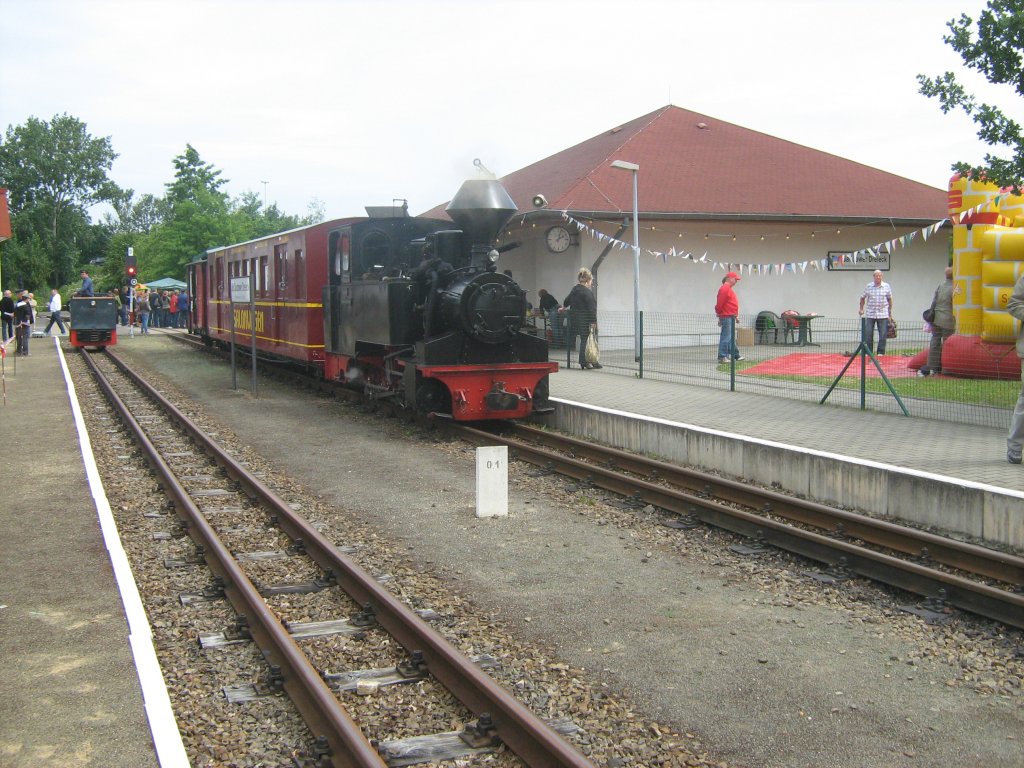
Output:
[949,176,1024,341]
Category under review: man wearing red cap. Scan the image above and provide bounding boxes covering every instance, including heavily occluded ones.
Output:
[715,271,744,363]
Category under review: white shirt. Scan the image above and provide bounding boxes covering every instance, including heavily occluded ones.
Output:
[860,281,892,319]
[49,293,62,312]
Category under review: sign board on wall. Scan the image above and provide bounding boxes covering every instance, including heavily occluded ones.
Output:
[826,250,890,271]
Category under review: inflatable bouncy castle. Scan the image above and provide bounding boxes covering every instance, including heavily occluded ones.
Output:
[918,176,1024,379]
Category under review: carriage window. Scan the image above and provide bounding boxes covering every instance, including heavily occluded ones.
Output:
[274,244,286,298]
[260,255,269,297]
[215,259,223,297]
[294,249,304,296]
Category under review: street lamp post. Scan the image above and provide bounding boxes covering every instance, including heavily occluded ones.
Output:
[611,160,641,361]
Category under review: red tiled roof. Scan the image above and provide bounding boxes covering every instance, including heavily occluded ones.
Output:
[424,106,947,221]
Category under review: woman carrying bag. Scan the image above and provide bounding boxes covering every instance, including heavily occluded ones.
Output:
[562,267,601,370]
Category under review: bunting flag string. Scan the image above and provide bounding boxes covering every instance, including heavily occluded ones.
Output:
[556,202,992,276]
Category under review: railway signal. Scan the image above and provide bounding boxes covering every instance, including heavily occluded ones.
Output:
[126,247,139,280]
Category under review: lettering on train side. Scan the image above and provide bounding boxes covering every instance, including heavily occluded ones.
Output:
[233,308,265,333]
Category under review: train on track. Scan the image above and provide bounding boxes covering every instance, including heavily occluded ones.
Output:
[68,295,119,350]
[186,177,557,421]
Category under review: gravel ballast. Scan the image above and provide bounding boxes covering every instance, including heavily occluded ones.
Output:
[108,336,1022,768]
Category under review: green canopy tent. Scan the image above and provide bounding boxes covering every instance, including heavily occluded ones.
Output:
[143,277,187,290]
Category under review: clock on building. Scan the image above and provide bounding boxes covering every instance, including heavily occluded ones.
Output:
[545,225,573,253]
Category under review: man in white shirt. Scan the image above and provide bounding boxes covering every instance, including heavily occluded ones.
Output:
[44,289,67,335]
[858,270,894,355]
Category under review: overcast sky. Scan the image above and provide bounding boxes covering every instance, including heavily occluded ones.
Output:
[0,0,1007,222]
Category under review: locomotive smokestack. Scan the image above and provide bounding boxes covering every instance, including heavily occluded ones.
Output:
[445,178,517,250]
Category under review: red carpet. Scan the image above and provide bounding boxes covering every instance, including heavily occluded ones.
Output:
[741,353,920,379]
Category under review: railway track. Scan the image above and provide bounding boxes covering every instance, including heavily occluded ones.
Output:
[455,423,1024,631]
[167,329,1024,629]
[80,346,596,768]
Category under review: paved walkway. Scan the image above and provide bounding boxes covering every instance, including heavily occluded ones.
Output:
[549,365,1024,493]
[0,336,181,767]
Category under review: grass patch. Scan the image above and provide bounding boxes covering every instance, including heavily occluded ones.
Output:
[741,368,1018,409]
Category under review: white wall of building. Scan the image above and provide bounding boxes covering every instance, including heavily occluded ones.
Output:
[498,219,950,322]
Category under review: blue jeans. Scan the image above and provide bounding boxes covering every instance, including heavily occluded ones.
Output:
[140,312,150,333]
[718,316,739,360]
[862,317,888,355]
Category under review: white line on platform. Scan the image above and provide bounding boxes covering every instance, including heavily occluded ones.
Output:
[56,337,190,767]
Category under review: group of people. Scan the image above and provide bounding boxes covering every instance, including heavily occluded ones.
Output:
[536,268,601,370]
[0,289,37,356]
[713,267,957,372]
[542,265,958,377]
[77,270,190,332]
[125,288,190,333]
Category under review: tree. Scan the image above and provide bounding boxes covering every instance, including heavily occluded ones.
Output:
[0,114,119,287]
[145,145,234,277]
[918,1,1024,193]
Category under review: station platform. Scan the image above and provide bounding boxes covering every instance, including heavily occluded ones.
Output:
[547,366,1024,551]
[0,336,184,767]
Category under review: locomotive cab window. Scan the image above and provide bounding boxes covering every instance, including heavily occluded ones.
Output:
[359,229,391,279]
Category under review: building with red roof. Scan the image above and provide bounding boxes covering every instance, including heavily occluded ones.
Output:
[425,105,950,325]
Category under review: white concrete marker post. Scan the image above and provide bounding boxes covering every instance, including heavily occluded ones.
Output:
[475,446,508,518]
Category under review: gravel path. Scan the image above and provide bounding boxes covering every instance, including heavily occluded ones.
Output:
[111,336,1022,768]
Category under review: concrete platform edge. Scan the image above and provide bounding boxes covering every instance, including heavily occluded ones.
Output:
[548,397,1023,550]
[58,341,190,767]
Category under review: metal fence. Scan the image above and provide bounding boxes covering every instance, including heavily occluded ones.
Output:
[544,310,1020,429]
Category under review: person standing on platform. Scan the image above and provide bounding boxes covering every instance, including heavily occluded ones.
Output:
[919,267,956,377]
[715,271,744,363]
[137,290,151,334]
[160,290,171,327]
[0,289,14,342]
[858,269,893,355]
[27,293,38,330]
[1006,273,1024,464]
[561,268,601,370]
[149,289,162,328]
[177,289,190,328]
[77,270,94,297]
[119,286,130,326]
[44,288,67,335]
[14,290,33,355]
[538,289,563,347]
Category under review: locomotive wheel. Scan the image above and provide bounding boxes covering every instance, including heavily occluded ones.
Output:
[415,378,451,418]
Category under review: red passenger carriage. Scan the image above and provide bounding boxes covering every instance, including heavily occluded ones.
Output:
[190,219,355,366]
